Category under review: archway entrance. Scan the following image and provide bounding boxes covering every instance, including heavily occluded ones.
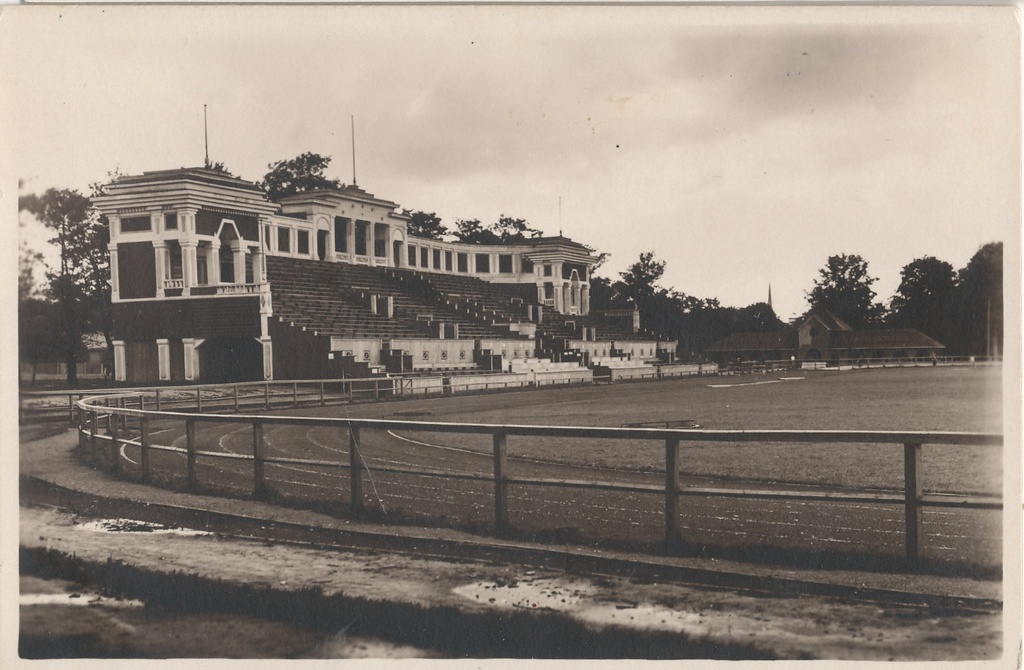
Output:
[317,230,329,261]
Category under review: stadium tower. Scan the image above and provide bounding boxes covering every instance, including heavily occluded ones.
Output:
[93,167,672,384]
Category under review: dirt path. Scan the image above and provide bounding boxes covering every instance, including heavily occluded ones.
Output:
[21,505,1001,660]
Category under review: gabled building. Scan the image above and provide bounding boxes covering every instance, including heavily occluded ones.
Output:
[706,310,945,365]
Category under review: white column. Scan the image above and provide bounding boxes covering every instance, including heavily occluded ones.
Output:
[364,221,373,260]
[536,284,544,303]
[581,285,590,315]
[181,240,198,294]
[156,339,170,381]
[182,338,196,381]
[113,340,126,382]
[384,226,393,267]
[150,211,163,235]
[260,336,273,380]
[108,243,120,300]
[179,209,196,235]
[252,247,266,283]
[209,240,221,283]
[233,242,246,285]
[153,241,167,297]
[108,215,121,242]
[346,219,356,260]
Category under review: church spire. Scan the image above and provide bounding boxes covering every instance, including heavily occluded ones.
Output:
[768,283,773,309]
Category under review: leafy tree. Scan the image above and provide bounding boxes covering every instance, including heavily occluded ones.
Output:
[405,210,449,240]
[888,256,957,344]
[806,254,885,329]
[452,218,498,245]
[492,215,543,242]
[259,152,341,202]
[452,215,543,244]
[19,234,45,302]
[730,302,787,332]
[19,297,63,385]
[952,242,1002,357]
[617,251,666,305]
[20,188,110,385]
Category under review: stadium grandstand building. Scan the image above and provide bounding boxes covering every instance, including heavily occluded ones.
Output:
[93,167,674,384]
[706,310,945,365]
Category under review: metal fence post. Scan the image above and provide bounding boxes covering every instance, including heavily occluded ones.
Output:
[78,408,86,450]
[293,382,299,408]
[196,387,203,413]
[234,384,240,413]
[265,382,270,410]
[320,381,326,406]
[90,411,99,461]
[253,421,266,498]
[348,382,354,403]
[904,442,924,569]
[349,424,364,512]
[68,394,75,425]
[665,437,683,550]
[108,410,120,476]
[140,416,151,483]
[493,430,509,535]
[186,418,197,490]
[156,388,162,412]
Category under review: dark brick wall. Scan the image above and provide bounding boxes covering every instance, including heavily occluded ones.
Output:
[196,209,259,241]
[112,296,260,341]
[125,341,158,384]
[118,242,156,299]
[269,320,351,380]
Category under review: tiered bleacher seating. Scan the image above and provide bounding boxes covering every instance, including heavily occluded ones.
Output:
[387,268,535,339]
[266,257,527,340]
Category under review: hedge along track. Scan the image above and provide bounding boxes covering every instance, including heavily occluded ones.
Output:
[20,475,1001,615]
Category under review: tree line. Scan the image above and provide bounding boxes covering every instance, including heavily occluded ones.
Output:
[592,246,1003,360]
[17,151,1004,385]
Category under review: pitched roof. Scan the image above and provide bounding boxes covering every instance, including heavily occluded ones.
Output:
[832,329,944,350]
[799,309,852,331]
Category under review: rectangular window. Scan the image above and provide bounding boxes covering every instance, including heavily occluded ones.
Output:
[420,247,429,268]
[498,254,513,273]
[445,251,453,271]
[245,254,254,284]
[475,253,490,274]
[521,258,534,274]
[168,242,183,279]
[408,245,417,266]
[278,227,291,253]
[120,216,151,233]
[433,249,442,269]
[164,213,178,230]
[197,252,209,285]
[334,217,348,253]
[355,221,368,256]
[297,230,310,255]
[544,282,554,299]
[543,264,552,277]
[457,253,468,273]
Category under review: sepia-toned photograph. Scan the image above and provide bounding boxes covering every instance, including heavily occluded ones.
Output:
[2,3,1019,664]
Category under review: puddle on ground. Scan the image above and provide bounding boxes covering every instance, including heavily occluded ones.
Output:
[575,603,710,635]
[21,592,144,608]
[76,518,213,537]
[453,575,598,611]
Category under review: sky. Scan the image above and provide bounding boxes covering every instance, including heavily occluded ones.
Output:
[3,4,1020,321]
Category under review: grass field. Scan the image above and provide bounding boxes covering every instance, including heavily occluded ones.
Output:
[105,365,1004,573]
